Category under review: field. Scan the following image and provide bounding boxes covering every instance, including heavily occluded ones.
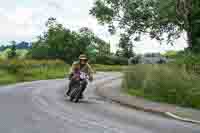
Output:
[0,59,68,85]
[123,64,200,109]
[0,59,124,85]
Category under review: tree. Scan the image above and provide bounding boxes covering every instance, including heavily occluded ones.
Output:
[118,33,134,58]
[31,18,83,63]
[16,41,30,49]
[78,27,111,56]
[90,0,200,52]
[30,18,110,63]
[115,50,122,56]
[170,0,200,52]
[8,41,17,59]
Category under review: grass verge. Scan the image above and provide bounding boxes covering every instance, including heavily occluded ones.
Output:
[0,60,124,85]
[0,59,69,85]
[123,64,200,109]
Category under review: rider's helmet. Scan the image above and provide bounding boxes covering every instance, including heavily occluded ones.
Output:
[79,54,88,65]
[79,54,88,60]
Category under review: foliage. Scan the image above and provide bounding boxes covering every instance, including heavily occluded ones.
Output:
[0,49,29,60]
[176,0,200,52]
[0,59,68,84]
[0,59,124,85]
[0,41,30,51]
[173,52,200,65]
[163,50,178,58]
[0,49,9,59]
[90,0,200,52]
[8,41,17,59]
[30,18,111,64]
[0,70,17,85]
[16,49,29,59]
[92,64,124,72]
[92,55,128,65]
[118,34,134,58]
[124,64,200,109]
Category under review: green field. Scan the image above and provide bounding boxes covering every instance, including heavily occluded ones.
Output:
[0,59,123,85]
[123,64,200,109]
[0,59,68,85]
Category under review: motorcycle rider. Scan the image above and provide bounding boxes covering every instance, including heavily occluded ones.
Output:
[66,54,94,98]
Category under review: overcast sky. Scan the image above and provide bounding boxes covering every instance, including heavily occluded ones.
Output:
[0,0,188,53]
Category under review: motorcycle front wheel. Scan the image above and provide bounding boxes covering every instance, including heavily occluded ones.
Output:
[74,90,82,103]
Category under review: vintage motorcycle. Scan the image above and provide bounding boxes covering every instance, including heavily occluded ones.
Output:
[68,72,88,103]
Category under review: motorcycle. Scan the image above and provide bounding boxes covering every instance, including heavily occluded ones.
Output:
[69,72,88,103]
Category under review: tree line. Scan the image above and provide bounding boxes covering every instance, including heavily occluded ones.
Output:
[1,17,128,65]
[29,17,111,64]
[0,41,31,51]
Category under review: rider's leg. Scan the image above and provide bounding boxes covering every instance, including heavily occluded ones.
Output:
[66,79,75,96]
[80,80,88,98]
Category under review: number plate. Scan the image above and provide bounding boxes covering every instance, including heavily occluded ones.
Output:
[80,72,86,79]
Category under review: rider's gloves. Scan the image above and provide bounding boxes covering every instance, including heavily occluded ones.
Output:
[89,76,93,82]
[69,73,73,80]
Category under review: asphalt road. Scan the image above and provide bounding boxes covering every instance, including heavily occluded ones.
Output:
[0,72,199,133]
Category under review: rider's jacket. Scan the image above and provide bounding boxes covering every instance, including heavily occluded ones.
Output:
[69,62,94,80]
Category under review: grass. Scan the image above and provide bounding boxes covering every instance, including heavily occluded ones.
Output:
[0,70,17,85]
[18,66,68,81]
[0,59,69,85]
[0,59,124,85]
[0,66,68,85]
[123,64,200,109]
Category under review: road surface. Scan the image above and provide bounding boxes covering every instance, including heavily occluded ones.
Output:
[0,72,199,133]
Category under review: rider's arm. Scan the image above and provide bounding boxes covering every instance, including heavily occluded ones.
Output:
[86,63,94,81]
[68,65,74,79]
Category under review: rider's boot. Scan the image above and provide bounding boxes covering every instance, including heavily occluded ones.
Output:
[80,93,84,99]
[80,80,87,99]
[66,80,73,96]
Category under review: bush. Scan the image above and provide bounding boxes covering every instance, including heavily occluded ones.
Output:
[171,52,200,65]
[92,64,124,72]
[124,64,200,109]
[163,51,178,58]
[92,56,128,65]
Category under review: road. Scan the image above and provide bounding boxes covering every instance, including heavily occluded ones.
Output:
[0,72,199,133]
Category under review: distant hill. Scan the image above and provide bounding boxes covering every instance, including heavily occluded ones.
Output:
[0,41,31,51]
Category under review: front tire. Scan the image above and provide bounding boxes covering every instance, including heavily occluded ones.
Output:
[74,91,81,103]
[70,84,80,102]
[70,96,74,101]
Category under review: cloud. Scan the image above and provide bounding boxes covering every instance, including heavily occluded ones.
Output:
[0,0,99,40]
[0,7,43,41]
[0,0,187,53]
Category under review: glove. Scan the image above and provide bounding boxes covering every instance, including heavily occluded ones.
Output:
[69,73,73,80]
[89,76,93,82]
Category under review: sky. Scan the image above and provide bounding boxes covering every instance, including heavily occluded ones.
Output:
[0,0,188,53]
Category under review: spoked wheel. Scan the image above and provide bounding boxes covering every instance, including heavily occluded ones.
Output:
[74,90,81,103]
[69,85,80,102]
[70,96,74,101]
[69,88,76,102]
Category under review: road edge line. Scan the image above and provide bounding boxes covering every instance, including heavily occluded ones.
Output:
[95,78,200,125]
[165,112,200,124]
